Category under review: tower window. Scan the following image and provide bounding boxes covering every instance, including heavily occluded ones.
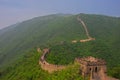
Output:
[95,67,97,72]
[89,68,91,71]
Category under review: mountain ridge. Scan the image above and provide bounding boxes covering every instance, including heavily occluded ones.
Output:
[0,13,120,67]
[0,13,120,79]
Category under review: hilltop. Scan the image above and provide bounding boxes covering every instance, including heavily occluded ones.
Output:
[0,13,120,79]
[0,14,86,67]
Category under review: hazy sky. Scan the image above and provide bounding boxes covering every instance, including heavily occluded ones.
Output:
[0,0,120,29]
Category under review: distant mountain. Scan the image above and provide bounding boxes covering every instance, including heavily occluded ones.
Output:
[0,13,120,67]
[0,14,120,65]
[0,14,84,67]
[0,13,120,79]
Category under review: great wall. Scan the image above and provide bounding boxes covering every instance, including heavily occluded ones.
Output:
[72,16,95,43]
[38,16,119,80]
[38,48,66,73]
[38,48,118,80]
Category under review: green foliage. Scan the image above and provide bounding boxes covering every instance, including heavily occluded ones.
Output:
[0,49,84,80]
[0,14,86,67]
[108,66,120,79]
[0,13,120,79]
[46,41,117,67]
[46,41,120,79]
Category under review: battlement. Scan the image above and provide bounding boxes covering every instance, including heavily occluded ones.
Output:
[80,38,95,42]
[75,56,107,80]
[75,56,106,66]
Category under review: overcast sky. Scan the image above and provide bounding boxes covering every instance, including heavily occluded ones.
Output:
[0,0,120,29]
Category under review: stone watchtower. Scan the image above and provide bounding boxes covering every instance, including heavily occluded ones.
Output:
[75,56,107,80]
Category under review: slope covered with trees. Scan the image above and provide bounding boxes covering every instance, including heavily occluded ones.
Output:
[0,13,120,79]
[0,14,86,67]
[0,49,84,80]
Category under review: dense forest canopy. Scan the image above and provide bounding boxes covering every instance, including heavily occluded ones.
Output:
[0,13,120,79]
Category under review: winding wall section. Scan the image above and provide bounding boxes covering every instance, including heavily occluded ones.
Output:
[38,48,66,73]
[77,16,95,42]
[37,16,118,80]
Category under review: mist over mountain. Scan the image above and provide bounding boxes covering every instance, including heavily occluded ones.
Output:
[0,13,120,79]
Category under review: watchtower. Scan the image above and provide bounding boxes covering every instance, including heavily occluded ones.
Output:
[75,56,107,80]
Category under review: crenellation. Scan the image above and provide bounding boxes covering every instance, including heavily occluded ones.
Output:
[75,56,118,80]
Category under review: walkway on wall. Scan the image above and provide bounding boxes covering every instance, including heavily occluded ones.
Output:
[77,16,95,42]
[38,48,119,80]
[38,48,66,73]
[37,16,119,80]
[91,69,119,80]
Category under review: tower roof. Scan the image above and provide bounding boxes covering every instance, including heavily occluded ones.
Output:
[75,56,106,66]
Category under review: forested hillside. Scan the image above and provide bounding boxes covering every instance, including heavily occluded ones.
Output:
[0,14,86,67]
[0,49,84,80]
[0,13,120,79]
